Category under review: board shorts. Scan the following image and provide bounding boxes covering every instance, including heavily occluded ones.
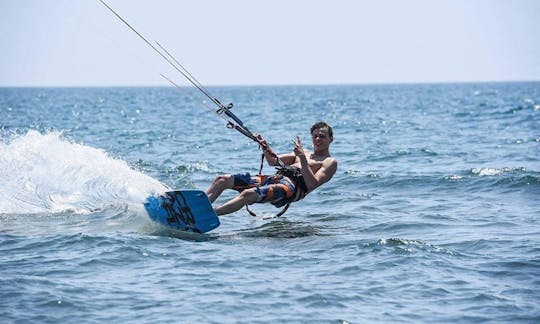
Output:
[233,173,295,208]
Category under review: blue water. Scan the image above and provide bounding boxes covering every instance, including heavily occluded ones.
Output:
[1,83,539,322]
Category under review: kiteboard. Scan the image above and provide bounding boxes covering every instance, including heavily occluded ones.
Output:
[144,190,220,233]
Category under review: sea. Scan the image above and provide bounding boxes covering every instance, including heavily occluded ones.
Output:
[1,82,539,323]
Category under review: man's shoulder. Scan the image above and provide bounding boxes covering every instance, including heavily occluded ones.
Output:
[324,156,338,166]
[322,156,338,176]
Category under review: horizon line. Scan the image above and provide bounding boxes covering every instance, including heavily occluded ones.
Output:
[1,79,539,89]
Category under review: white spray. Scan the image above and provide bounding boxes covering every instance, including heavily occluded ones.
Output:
[0,131,168,215]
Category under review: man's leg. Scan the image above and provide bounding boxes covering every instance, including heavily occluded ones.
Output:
[206,175,234,203]
[215,189,259,216]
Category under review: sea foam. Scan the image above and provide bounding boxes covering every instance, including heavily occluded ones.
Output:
[0,131,167,214]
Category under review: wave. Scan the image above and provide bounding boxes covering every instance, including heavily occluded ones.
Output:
[343,166,539,193]
[377,237,456,255]
[468,167,540,188]
[0,131,168,215]
[471,167,526,177]
[235,219,337,238]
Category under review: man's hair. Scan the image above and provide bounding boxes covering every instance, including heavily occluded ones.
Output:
[311,121,333,139]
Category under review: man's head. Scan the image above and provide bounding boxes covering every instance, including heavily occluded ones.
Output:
[310,121,333,140]
[310,122,333,153]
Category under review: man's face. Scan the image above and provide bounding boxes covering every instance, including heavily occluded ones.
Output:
[311,127,332,151]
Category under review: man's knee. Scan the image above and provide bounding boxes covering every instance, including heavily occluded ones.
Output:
[214,174,233,188]
[239,189,258,204]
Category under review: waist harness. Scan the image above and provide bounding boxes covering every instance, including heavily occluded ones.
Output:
[275,165,308,203]
[245,165,308,219]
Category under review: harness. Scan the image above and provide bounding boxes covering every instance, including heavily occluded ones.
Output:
[275,165,308,202]
[244,156,309,219]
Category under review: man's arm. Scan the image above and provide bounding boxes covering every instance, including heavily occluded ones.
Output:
[293,137,337,192]
[262,150,297,166]
[275,152,296,166]
[255,133,296,166]
[298,154,337,192]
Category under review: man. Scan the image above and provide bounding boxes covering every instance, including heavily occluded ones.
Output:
[206,121,338,216]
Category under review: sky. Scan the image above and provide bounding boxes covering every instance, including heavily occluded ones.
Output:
[0,0,539,87]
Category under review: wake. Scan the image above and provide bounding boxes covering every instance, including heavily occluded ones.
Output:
[0,131,168,215]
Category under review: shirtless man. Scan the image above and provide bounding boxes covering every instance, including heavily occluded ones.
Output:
[206,121,338,216]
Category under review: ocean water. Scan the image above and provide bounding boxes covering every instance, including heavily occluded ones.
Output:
[0,82,539,323]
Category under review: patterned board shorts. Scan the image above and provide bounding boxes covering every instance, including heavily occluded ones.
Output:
[233,173,295,208]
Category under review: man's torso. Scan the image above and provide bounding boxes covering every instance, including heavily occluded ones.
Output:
[291,151,330,174]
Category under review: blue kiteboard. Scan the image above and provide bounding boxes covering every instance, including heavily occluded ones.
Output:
[144,190,220,233]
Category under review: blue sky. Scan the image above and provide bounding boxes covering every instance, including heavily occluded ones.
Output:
[1,0,539,86]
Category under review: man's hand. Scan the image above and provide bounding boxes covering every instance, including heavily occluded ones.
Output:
[254,133,267,149]
[254,133,274,155]
[293,136,305,158]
